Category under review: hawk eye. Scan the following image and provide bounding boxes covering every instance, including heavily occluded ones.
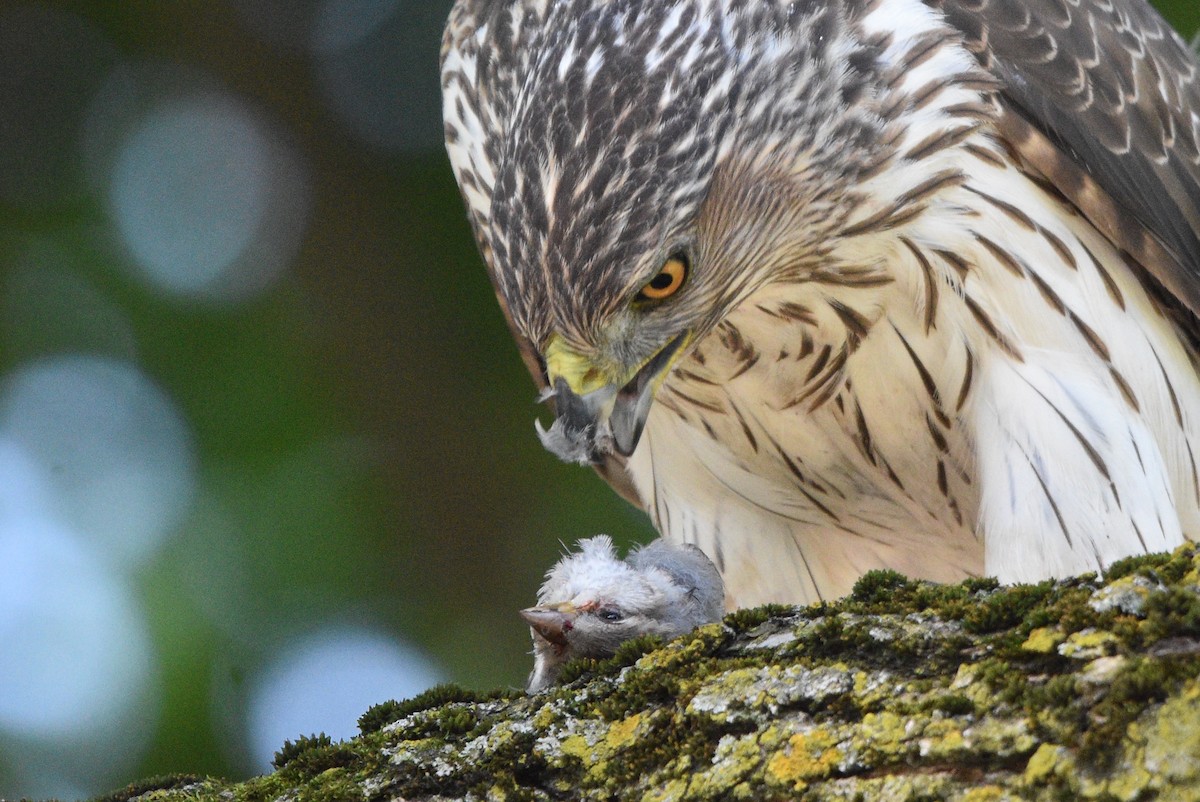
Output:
[598,607,624,622]
[637,254,688,301]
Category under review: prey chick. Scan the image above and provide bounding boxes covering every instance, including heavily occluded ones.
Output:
[522,535,724,693]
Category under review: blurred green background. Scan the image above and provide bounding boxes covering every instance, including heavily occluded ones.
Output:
[0,0,1195,797]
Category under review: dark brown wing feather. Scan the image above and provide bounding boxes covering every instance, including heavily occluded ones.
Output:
[933,0,1200,313]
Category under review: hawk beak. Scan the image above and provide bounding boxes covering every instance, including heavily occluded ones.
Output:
[609,332,688,455]
[538,332,689,462]
[520,605,575,647]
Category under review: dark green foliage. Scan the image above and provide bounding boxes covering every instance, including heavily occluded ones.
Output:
[844,570,996,624]
[1107,543,1197,585]
[962,577,1003,593]
[358,700,405,735]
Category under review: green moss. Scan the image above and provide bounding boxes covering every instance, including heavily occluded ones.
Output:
[1030,675,1079,710]
[597,670,687,722]
[272,739,359,777]
[973,658,1030,708]
[804,615,875,658]
[961,581,1056,634]
[1141,586,1200,640]
[724,603,796,631]
[1080,656,1200,769]
[357,683,517,734]
[849,569,914,603]
[961,576,1003,594]
[844,570,1007,625]
[292,767,366,802]
[358,700,406,734]
[273,732,333,769]
[93,774,211,802]
[558,633,666,688]
[1105,544,1197,584]
[920,693,975,716]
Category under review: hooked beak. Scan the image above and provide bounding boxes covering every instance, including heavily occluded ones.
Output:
[535,332,689,464]
[520,604,576,647]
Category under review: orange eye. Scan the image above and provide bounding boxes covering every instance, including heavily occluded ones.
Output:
[638,255,688,301]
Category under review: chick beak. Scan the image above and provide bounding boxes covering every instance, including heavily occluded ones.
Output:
[520,605,576,647]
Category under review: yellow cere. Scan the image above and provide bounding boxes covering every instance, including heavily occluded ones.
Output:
[544,335,610,396]
[544,330,695,397]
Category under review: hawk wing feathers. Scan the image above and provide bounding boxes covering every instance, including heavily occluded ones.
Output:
[936,0,1200,312]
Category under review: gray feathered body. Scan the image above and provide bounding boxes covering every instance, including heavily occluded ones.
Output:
[443,0,1200,606]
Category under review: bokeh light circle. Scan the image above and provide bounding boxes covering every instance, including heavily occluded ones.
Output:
[0,355,196,567]
[107,88,311,303]
[247,627,444,769]
[0,440,157,740]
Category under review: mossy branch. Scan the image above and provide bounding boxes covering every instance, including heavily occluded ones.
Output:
[99,546,1200,801]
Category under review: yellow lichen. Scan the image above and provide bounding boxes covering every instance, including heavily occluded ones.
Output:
[919,718,966,758]
[764,728,842,789]
[957,786,1013,802]
[1142,678,1200,785]
[557,734,593,761]
[640,777,688,802]
[951,664,977,688]
[1058,629,1119,659]
[685,729,772,799]
[1022,743,1065,785]
[1020,627,1064,654]
[854,710,907,756]
[531,705,558,729]
[604,712,644,751]
[632,631,712,673]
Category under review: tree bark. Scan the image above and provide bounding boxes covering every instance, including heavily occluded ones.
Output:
[100,546,1200,801]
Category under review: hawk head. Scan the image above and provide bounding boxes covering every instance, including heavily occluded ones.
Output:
[445,0,893,463]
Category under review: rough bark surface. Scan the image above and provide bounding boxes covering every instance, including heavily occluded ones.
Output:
[100,547,1200,802]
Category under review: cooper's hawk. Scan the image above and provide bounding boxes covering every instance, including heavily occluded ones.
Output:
[441,0,1200,607]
